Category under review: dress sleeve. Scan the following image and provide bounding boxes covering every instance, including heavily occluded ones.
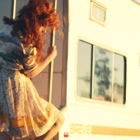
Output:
[22,43,38,74]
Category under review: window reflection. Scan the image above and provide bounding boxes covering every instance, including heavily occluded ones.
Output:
[113,54,125,104]
[94,47,112,101]
[77,41,93,98]
[76,40,126,104]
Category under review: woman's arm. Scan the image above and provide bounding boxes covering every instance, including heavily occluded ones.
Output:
[26,46,57,78]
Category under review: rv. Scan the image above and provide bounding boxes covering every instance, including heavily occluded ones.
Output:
[0,0,140,139]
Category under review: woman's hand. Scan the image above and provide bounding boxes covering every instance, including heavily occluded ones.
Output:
[25,46,58,78]
[47,46,57,60]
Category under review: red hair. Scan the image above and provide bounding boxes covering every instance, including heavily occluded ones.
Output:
[3,0,60,63]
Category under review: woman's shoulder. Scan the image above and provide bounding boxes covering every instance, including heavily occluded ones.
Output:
[22,43,37,56]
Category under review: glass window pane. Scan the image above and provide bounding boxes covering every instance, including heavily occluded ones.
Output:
[0,0,12,27]
[93,5,106,21]
[94,47,112,101]
[113,54,125,104]
[77,41,93,98]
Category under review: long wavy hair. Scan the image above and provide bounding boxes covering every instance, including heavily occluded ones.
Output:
[3,0,60,63]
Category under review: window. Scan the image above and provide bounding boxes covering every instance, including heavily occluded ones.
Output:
[90,0,106,26]
[113,54,126,104]
[132,0,140,5]
[94,46,112,101]
[77,41,93,98]
[77,40,126,104]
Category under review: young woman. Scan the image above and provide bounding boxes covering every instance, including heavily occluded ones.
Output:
[0,0,65,139]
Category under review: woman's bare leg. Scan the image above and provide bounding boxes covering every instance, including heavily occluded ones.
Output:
[0,132,12,140]
[35,112,65,140]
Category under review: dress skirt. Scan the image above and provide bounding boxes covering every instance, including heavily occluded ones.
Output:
[0,69,60,139]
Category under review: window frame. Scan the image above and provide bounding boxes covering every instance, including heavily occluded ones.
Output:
[90,0,107,26]
[75,36,127,105]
